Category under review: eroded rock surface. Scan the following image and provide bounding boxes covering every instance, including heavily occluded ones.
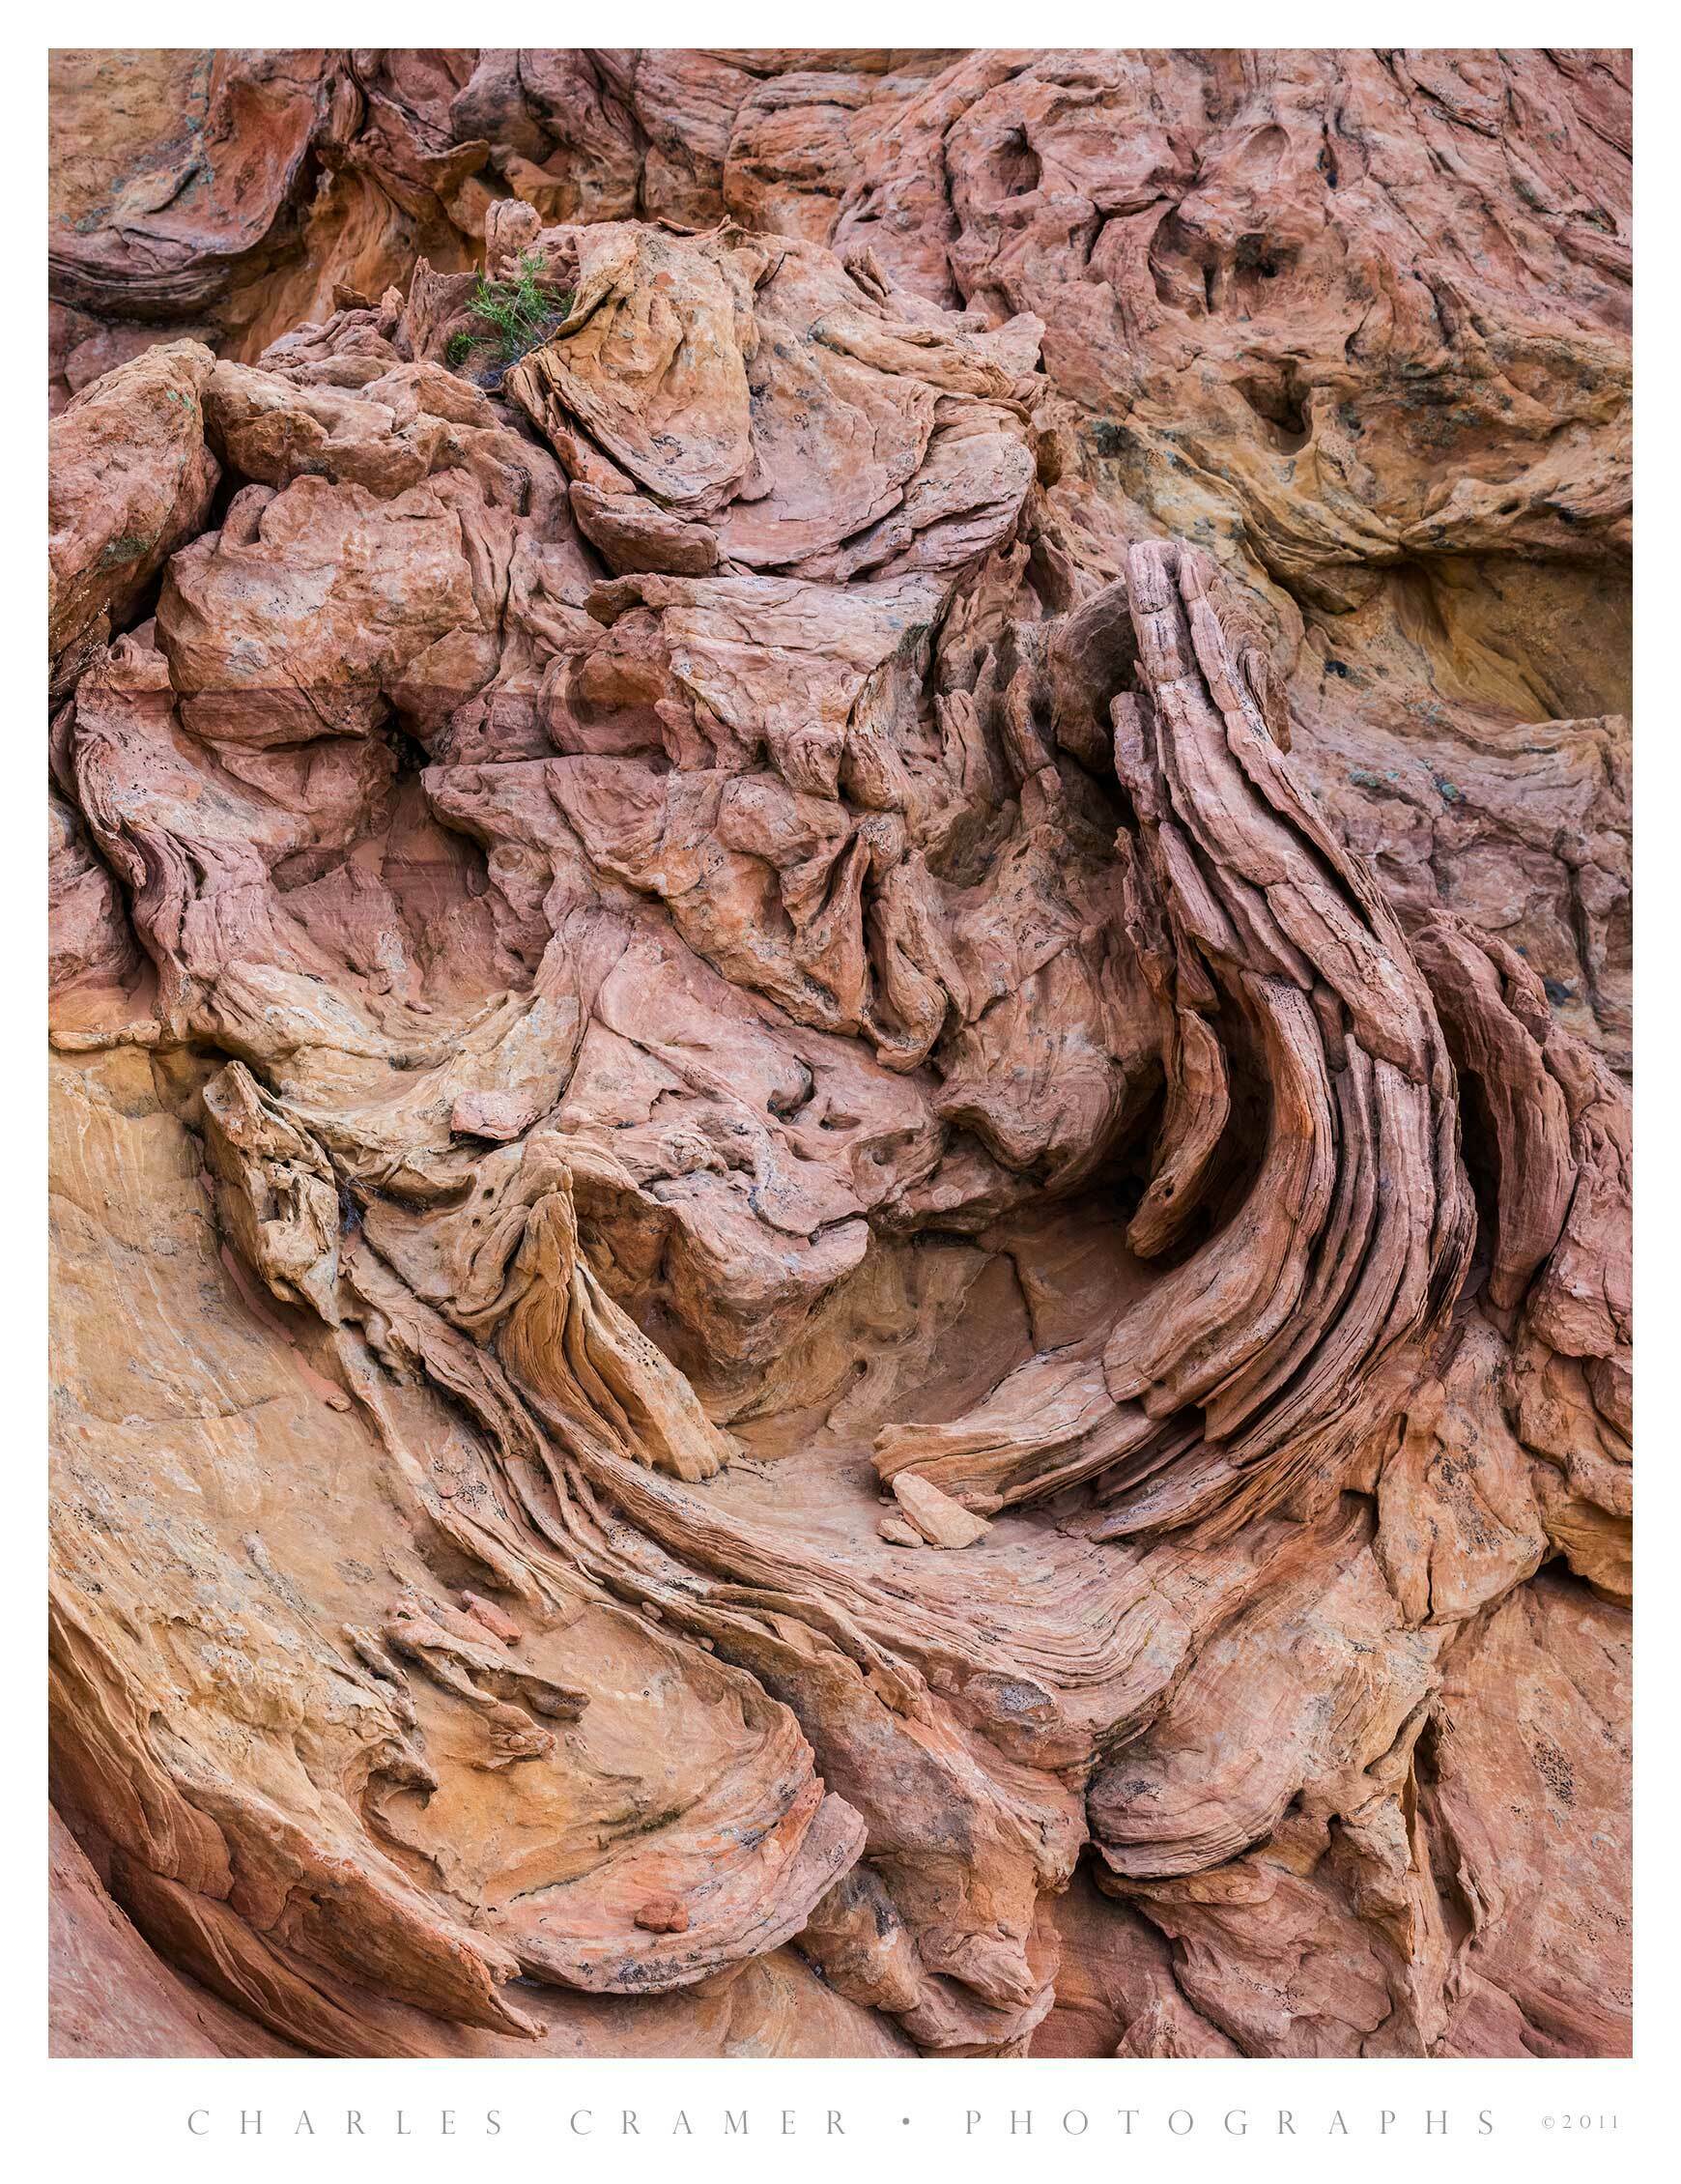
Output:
[49,48,1631,2060]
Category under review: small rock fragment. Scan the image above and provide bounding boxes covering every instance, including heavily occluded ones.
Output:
[891,1472,993,1550]
[460,1590,522,1646]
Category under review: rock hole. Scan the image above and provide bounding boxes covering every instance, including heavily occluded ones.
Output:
[1235,368,1311,454]
[990,129,1041,200]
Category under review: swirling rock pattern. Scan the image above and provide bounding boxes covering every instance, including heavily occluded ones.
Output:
[49,49,1631,2061]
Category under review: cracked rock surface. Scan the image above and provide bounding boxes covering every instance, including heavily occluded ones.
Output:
[49,47,1630,2060]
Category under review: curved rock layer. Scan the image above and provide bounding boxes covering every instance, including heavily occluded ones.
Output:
[49,48,1631,2061]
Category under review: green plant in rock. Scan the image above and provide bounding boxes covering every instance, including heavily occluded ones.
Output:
[465,253,572,365]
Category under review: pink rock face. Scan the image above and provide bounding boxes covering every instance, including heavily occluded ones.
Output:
[48,48,1631,2062]
[48,342,221,690]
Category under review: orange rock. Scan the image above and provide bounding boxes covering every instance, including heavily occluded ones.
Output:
[460,1590,523,1646]
[634,1895,691,1936]
[891,1472,992,1550]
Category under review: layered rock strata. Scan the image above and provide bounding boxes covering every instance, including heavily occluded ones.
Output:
[49,49,1631,2061]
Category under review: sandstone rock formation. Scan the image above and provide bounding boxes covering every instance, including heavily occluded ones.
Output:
[49,48,1631,2061]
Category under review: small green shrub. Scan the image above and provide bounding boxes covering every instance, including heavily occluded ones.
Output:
[444,330,474,368]
[466,254,573,365]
